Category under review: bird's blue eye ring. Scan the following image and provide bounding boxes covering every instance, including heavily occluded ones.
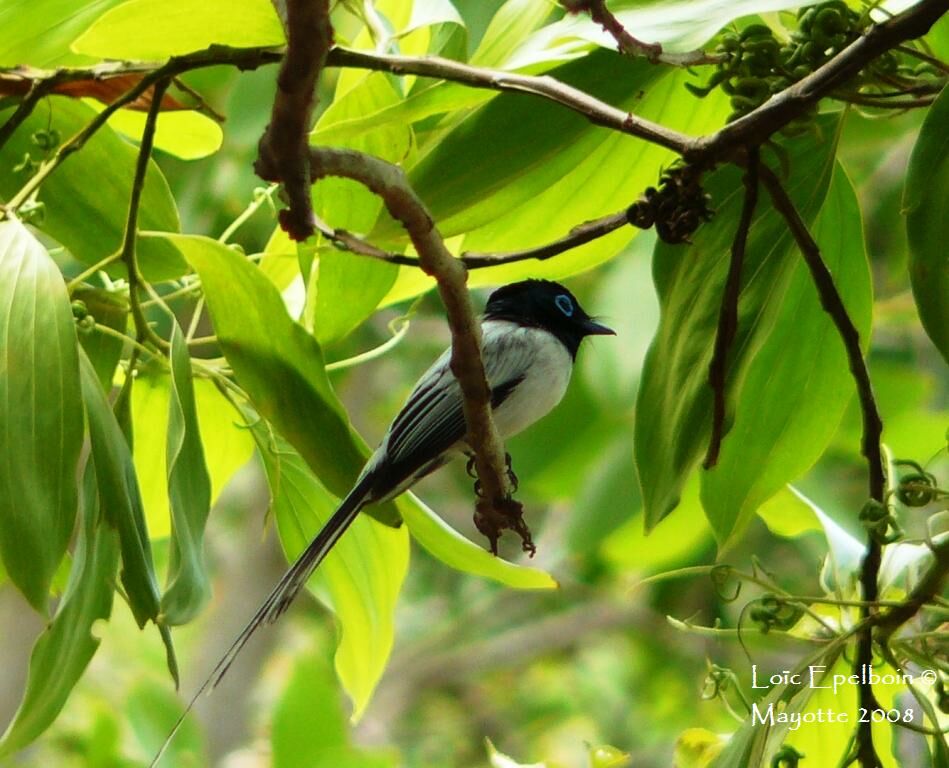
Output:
[554,294,574,317]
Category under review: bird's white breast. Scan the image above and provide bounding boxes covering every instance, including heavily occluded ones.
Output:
[481,320,572,438]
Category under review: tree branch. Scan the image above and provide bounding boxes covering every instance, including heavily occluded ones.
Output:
[307,146,516,531]
[689,0,949,163]
[323,47,692,154]
[875,535,949,643]
[760,164,885,768]
[704,148,759,469]
[253,0,332,241]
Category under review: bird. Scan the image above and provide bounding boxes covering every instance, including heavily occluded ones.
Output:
[151,278,612,765]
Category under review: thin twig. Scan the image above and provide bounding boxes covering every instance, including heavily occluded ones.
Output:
[0,79,56,151]
[704,147,759,469]
[760,165,885,768]
[308,145,514,513]
[121,79,171,349]
[461,209,631,267]
[563,0,662,61]
[311,207,632,269]
[254,0,332,240]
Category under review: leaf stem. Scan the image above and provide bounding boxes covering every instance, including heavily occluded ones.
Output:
[704,147,759,468]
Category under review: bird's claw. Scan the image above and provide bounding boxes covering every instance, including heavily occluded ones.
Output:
[504,452,519,492]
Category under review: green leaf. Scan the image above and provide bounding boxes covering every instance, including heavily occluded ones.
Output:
[376,51,661,241]
[700,163,872,547]
[72,0,284,59]
[78,349,178,683]
[470,0,553,67]
[486,738,549,768]
[100,106,224,161]
[904,84,949,365]
[255,427,408,720]
[0,0,126,67]
[73,285,129,391]
[601,473,711,575]
[400,0,464,38]
[673,729,727,768]
[380,61,729,305]
[159,323,212,625]
[0,219,83,611]
[131,373,254,539]
[172,234,393,520]
[757,486,864,592]
[310,81,490,148]
[0,463,119,759]
[306,249,398,347]
[397,493,557,589]
[0,98,184,281]
[635,117,841,533]
[306,72,404,346]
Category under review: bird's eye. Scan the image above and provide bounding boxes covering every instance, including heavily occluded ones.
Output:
[554,294,574,317]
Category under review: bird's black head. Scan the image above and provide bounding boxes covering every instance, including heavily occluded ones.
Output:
[484,279,614,358]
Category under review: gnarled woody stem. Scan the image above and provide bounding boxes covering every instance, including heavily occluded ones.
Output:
[307,146,515,524]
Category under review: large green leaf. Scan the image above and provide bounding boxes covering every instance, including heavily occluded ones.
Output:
[397,493,557,589]
[256,428,408,720]
[635,117,841,533]
[72,0,284,59]
[0,219,83,611]
[78,349,178,682]
[701,164,872,547]
[172,233,387,516]
[0,98,184,281]
[0,0,125,67]
[470,0,553,67]
[159,323,212,625]
[904,84,949,365]
[97,106,224,161]
[376,50,663,241]
[0,461,119,759]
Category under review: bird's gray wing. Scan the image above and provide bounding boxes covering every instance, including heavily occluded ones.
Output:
[372,328,531,494]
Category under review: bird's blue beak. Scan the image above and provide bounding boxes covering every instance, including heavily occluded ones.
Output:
[580,318,615,336]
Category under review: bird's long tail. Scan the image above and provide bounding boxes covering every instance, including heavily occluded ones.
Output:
[149,480,370,767]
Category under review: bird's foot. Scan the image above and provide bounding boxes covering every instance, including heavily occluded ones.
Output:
[467,453,518,494]
[473,496,535,558]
